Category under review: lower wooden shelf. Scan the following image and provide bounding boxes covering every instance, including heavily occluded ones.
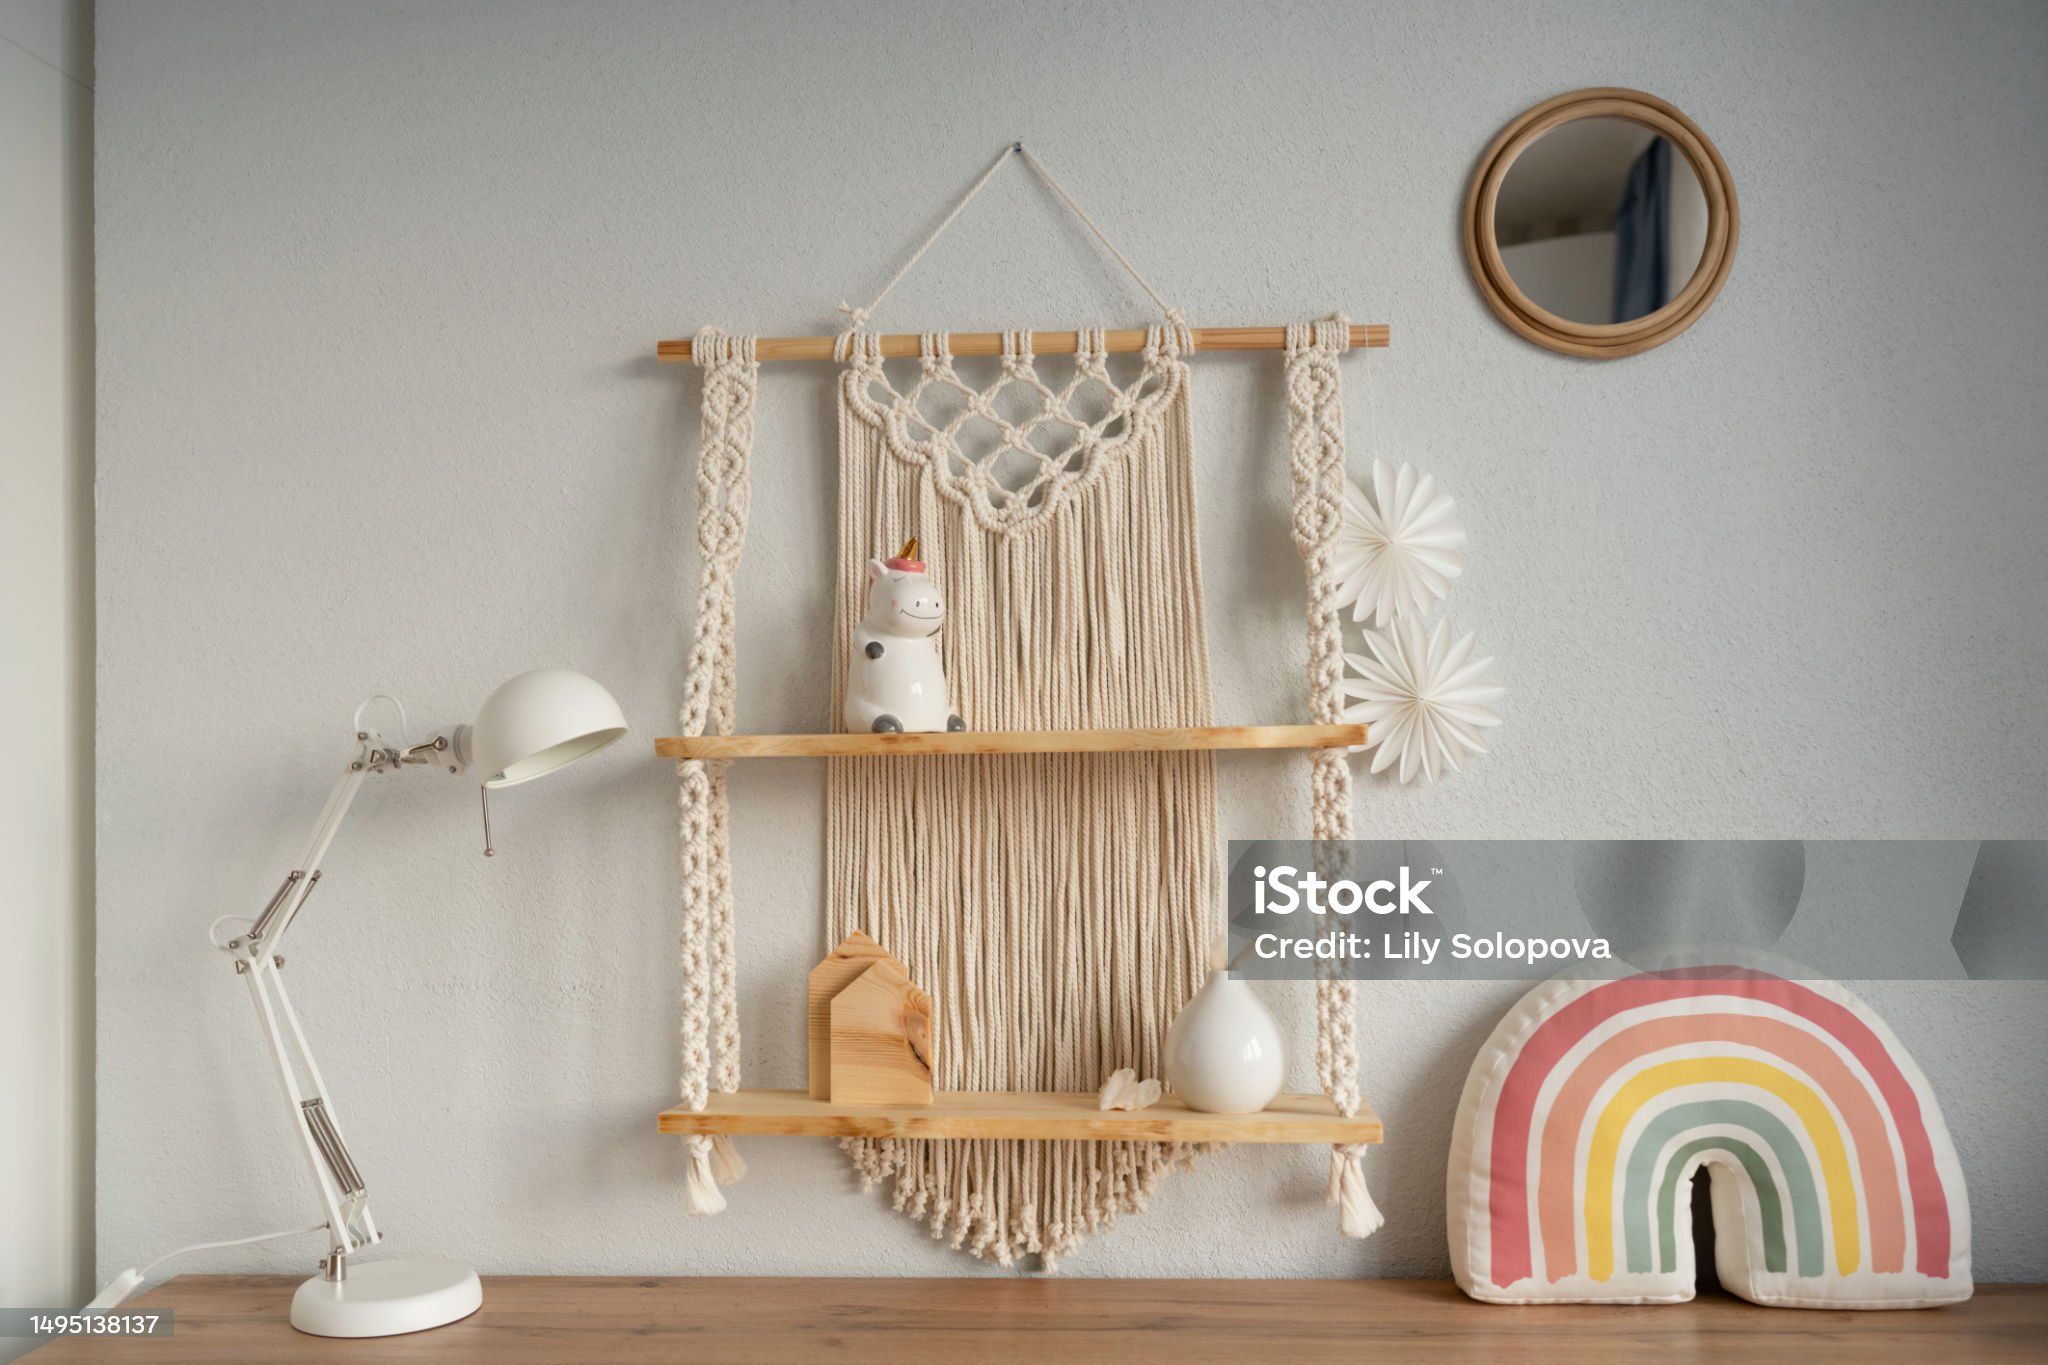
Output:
[654,722,1365,761]
[657,1089,1382,1144]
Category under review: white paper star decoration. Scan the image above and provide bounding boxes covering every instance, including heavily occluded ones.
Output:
[1342,618,1504,784]
[1334,460,1467,626]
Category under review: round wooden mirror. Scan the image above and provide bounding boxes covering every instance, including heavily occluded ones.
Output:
[1465,88,1738,358]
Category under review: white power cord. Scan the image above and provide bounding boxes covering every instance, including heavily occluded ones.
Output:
[84,1223,327,1312]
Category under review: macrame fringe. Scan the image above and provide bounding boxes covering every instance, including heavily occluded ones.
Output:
[840,1136,1203,1268]
[1328,1143,1383,1240]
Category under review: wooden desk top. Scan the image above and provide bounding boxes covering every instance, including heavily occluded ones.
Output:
[27,1275,2045,1364]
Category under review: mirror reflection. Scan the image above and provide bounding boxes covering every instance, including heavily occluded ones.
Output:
[1493,118,1708,325]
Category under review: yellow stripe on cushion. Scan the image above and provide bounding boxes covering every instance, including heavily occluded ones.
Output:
[1584,1057,1859,1281]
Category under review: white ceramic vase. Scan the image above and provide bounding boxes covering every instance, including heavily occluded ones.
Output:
[1164,969,1286,1114]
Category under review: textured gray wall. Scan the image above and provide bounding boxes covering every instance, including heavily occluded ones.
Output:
[96,0,2048,1280]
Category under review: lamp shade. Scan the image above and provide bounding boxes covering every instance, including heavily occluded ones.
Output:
[468,669,628,788]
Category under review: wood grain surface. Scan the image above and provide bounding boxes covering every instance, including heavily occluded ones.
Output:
[806,931,898,1099]
[657,324,1391,362]
[27,1276,2043,1364]
[656,1089,1383,1143]
[828,960,935,1105]
[654,723,1366,759]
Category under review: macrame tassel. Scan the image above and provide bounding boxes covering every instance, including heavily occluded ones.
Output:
[709,1133,748,1185]
[1327,1143,1382,1239]
[683,1134,728,1216]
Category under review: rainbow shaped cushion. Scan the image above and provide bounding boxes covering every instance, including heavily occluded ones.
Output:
[1448,968,1971,1308]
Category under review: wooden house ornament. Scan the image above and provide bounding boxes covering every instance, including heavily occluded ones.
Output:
[807,931,934,1105]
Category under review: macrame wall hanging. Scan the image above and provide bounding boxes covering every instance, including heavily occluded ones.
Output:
[829,322,1214,1266]
[667,144,1431,1266]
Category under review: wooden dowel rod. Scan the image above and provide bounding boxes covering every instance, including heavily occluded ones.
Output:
[657,324,1389,363]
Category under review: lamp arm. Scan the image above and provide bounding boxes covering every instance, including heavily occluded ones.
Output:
[249,759,364,959]
[241,955,377,1274]
[249,727,469,958]
[219,726,467,1279]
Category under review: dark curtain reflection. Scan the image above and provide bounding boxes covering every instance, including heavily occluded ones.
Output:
[1612,136,1672,323]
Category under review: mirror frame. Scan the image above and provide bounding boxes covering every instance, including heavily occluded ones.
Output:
[1465,88,1739,359]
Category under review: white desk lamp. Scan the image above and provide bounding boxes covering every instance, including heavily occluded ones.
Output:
[92,669,626,1337]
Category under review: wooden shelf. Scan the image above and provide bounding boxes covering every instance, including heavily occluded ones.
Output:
[655,723,1364,761]
[657,1089,1382,1144]
[658,324,1390,363]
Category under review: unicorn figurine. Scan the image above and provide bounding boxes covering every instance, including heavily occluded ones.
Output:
[845,538,965,735]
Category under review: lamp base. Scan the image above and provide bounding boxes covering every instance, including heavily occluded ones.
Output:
[289,1255,482,1337]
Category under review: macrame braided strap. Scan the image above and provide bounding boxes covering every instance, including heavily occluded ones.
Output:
[1283,316,1377,1240]
[677,328,758,1214]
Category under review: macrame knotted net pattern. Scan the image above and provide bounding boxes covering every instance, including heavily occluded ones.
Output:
[827,324,1215,1267]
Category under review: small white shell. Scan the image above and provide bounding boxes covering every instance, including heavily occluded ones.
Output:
[1097,1067,1164,1111]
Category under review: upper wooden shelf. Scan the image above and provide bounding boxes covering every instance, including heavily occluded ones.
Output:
[658,1089,1382,1144]
[655,723,1365,761]
[657,324,1390,363]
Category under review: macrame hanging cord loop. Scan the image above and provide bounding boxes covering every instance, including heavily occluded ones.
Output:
[835,141,1188,344]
